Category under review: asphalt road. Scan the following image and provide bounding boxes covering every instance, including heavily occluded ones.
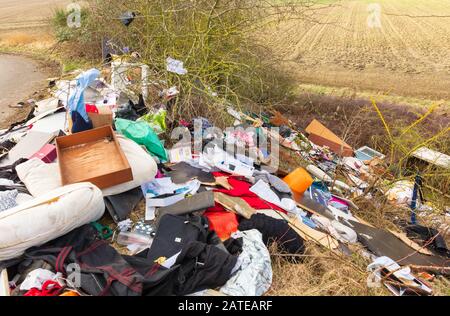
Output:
[0,54,47,126]
[0,0,70,127]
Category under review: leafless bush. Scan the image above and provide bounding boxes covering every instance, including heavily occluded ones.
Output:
[53,0,340,124]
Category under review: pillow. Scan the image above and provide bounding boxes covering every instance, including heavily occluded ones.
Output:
[15,159,61,197]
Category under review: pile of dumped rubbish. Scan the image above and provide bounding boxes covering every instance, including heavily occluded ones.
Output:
[0,62,449,297]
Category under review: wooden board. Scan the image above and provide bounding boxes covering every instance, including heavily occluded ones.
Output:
[56,126,132,189]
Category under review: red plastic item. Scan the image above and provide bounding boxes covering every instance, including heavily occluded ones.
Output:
[205,172,287,240]
[85,104,99,114]
[204,210,239,240]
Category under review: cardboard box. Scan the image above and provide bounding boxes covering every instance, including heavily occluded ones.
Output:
[87,106,113,128]
[56,126,133,189]
[305,119,353,157]
[30,144,57,163]
[308,133,354,157]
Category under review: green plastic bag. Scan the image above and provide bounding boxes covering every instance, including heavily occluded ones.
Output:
[115,118,168,162]
[138,108,167,135]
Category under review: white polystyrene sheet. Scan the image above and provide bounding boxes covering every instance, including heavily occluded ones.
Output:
[411,147,450,169]
[34,97,60,116]
[30,112,67,134]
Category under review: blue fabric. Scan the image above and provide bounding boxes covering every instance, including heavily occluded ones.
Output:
[410,175,422,224]
[68,68,100,123]
[307,181,332,207]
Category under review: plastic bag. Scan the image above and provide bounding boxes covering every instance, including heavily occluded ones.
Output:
[68,68,100,122]
[115,118,168,162]
[138,108,167,134]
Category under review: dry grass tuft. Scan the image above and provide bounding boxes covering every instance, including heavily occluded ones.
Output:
[0,29,55,49]
[269,242,450,296]
[0,32,36,45]
[267,243,388,296]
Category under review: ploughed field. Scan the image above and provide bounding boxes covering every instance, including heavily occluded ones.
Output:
[0,0,71,30]
[271,0,450,101]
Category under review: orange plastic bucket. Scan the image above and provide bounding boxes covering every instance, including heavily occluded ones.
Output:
[283,167,313,197]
